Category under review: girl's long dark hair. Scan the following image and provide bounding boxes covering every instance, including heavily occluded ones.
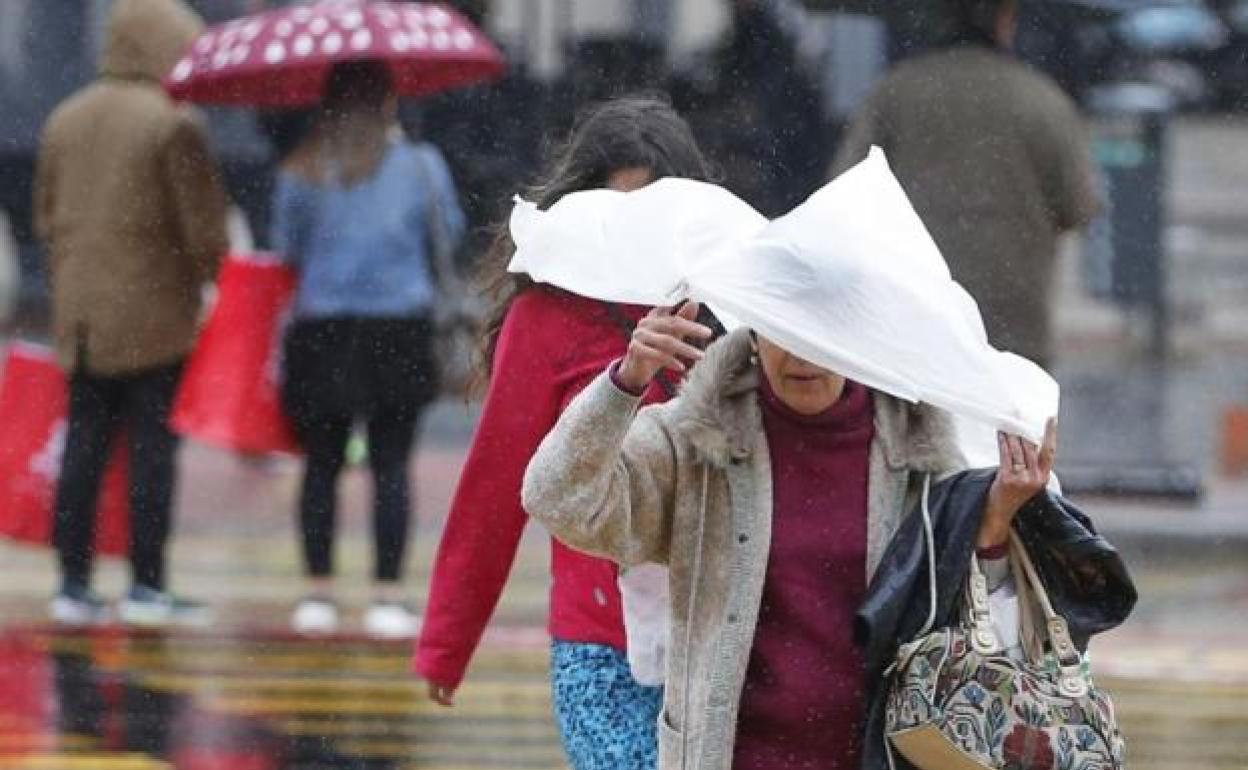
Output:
[475,95,714,382]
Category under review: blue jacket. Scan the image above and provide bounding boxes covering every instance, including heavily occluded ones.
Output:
[270,140,465,319]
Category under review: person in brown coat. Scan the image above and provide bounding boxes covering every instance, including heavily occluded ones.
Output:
[832,0,1098,368]
[34,0,228,626]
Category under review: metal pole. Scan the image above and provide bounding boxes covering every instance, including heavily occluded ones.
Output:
[1145,112,1168,359]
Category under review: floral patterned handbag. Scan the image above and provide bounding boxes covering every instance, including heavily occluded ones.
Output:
[883,515,1126,770]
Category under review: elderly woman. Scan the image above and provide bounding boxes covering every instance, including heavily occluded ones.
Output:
[522,302,1133,770]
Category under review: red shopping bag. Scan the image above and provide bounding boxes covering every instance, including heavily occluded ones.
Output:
[0,343,130,555]
[172,252,300,454]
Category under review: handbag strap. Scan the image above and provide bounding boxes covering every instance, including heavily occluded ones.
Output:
[966,531,1088,697]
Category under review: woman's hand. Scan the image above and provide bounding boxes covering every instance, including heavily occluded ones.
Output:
[978,418,1058,549]
[615,302,713,393]
[427,681,456,707]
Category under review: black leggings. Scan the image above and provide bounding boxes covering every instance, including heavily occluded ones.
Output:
[297,409,419,582]
[54,363,182,592]
[281,316,436,583]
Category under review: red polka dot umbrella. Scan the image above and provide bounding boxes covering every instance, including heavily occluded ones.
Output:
[164,0,505,106]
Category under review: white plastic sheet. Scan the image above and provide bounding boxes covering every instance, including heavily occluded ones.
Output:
[508,147,1058,443]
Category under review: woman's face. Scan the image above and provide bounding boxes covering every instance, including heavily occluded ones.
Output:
[756,336,847,415]
[606,166,654,192]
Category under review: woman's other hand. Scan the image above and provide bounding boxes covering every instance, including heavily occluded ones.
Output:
[615,301,713,393]
[979,418,1058,548]
[427,681,456,707]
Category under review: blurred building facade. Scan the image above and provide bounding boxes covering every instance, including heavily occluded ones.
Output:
[5,0,1239,328]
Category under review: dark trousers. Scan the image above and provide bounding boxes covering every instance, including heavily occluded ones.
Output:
[53,363,183,593]
[297,410,419,582]
[281,317,436,583]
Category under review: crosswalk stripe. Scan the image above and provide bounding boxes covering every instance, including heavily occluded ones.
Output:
[138,672,551,697]
[202,693,553,718]
[279,717,558,740]
[0,753,171,770]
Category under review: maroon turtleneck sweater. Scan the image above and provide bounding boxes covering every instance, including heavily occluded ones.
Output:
[733,376,875,770]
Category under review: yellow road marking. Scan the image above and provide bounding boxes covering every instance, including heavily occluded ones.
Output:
[201,693,550,718]
[83,650,546,678]
[0,734,97,751]
[0,753,171,770]
[334,738,564,761]
[278,717,557,739]
[136,673,550,700]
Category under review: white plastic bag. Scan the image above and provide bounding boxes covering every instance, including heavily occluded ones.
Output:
[617,563,670,687]
[509,147,1058,443]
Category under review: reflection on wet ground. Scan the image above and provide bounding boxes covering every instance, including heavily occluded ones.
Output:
[0,626,561,770]
[0,625,1244,770]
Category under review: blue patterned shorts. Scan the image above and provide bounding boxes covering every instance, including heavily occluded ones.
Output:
[551,641,663,770]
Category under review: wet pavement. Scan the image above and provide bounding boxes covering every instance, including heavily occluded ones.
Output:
[0,624,1241,770]
[1,422,1247,770]
[0,625,561,770]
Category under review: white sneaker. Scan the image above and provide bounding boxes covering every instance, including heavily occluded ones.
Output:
[292,598,339,635]
[363,602,420,639]
[49,590,111,626]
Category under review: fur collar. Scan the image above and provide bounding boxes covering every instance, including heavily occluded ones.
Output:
[673,328,963,473]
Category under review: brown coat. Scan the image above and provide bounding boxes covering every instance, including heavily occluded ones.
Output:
[34,0,227,375]
[523,329,964,770]
[833,45,1098,365]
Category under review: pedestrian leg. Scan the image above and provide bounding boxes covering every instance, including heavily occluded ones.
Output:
[53,372,124,594]
[296,414,352,580]
[123,363,183,593]
[360,405,421,638]
[365,407,420,584]
[550,641,663,770]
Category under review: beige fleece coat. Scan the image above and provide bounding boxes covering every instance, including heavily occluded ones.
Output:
[523,328,965,770]
[34,0,227,375]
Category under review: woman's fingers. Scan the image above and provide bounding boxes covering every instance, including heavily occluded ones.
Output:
[1038,417,1058,474]
[1004,433,1028,472]
[619,302,713,389]
[631,339,690,373]
[428,682,455,707]
[1021,439,1040,475]
[634,328,705,364]
[639,314,712,342]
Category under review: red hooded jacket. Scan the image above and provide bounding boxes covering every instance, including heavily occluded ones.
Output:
[414,287,672,688]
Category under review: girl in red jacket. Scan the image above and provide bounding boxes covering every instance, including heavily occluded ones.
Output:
[414,96,713,769]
